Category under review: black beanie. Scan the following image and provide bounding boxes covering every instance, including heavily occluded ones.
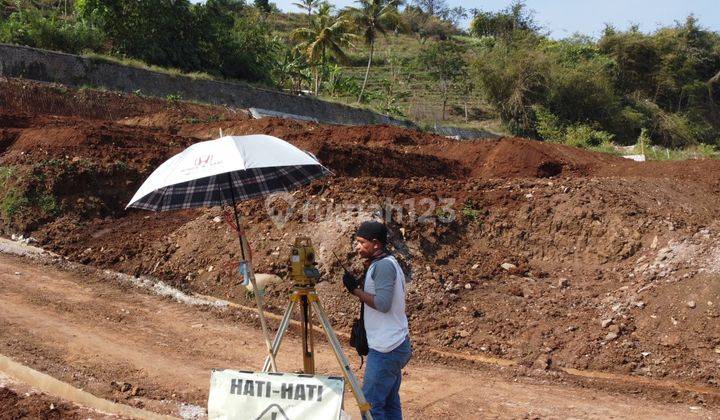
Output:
[356,221,388,245]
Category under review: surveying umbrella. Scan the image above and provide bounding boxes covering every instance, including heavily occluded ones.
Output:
[127,134,331,371]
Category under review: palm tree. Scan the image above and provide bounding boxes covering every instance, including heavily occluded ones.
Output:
[291,3,355,94]
[292,0,320,20]
[345,0,404,103]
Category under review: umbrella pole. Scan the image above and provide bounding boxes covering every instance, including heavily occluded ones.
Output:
[226,177,278,372]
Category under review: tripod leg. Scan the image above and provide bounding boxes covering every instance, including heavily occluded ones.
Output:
[311,300,373,420]
[300,295,316,374]
[261,300,295,373]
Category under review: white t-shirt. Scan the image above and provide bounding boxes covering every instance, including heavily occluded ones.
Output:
[363,255,409,353]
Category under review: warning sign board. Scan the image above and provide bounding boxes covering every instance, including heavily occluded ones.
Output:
[208,370,345,420]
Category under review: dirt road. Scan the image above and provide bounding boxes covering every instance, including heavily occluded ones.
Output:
[0,252,716,419]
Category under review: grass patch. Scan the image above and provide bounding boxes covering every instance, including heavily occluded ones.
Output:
[461,202,480,221]
[165,93,183,101]
[37,194,59,217]
[83,52,215,81]
[641,144,719,161]
[462,207,479,221]
[0,167,15,186]
[589,142,622,156]
[0,189,30,222]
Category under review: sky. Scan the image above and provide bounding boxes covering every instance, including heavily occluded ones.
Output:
[267,0,720,39]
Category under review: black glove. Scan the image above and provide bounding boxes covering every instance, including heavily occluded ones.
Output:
[342,271,359,294]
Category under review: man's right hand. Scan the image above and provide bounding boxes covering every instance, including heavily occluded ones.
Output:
[342,271,359,294]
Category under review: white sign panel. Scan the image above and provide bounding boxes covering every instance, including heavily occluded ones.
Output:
[208,370,345,420]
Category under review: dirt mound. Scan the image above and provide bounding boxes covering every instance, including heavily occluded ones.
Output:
[315,143,467,178]
[2,113,193,166]
[2,78,720,395]
[477,137,592,177]
[177,117,652,180]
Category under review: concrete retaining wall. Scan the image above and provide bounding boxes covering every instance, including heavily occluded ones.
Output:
[0,43,413,128]
[0,43,501,139]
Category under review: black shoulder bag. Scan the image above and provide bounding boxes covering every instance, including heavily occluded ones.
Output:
[350,300,369,361]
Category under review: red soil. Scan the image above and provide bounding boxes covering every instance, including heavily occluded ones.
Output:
[1,78,719,397]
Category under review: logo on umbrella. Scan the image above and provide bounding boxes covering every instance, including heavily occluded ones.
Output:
[194,154,215,167]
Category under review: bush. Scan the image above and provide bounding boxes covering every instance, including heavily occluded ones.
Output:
[469,1,538,40]
[695,143,718,158]
[0,9,105,53]
[322,65,361,97]
[471,16,720,150]
[532,105,563,141]
[533,105,614,149]
[37,194,59,217]
[635,100,697,147]
[564,124,614,148]
[462,204,479,221]
[471,39,550,135]
[219,13,282,83]
[543,49,618,125]
[72,0,281,84]
[401,6,460,40]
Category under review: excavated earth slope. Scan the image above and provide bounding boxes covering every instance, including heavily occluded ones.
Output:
[1,78,720,397]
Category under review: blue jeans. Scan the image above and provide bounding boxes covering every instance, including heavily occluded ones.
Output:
[362,336,412,420]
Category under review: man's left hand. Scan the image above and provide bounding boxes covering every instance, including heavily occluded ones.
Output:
[342,271,359,294]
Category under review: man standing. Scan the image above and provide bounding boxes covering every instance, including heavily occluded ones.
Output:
[343,221,411,420]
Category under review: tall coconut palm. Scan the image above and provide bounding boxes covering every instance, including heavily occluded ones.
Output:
[292,0,320,20]
[292,3,355,94]
[345,0,404,103]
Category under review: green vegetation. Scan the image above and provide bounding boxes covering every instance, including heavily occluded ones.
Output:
[2,0,282,84]
[0,164,62,229]
[0,5,104,53]
[82,53,216,81]
[461,203,479,221]
[468,4,720,150]
[36,194,58,217]
[0,189,30,223]
[0,167,14,185]
[165,93,182,102]
[0,166,28,225]
[344,0,404,102]
[2,0,719,155]
[291,2,355,94]
[418,40,466,120]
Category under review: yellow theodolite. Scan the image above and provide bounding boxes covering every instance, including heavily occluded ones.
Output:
[261,237,373,419]
[289,237,321,287]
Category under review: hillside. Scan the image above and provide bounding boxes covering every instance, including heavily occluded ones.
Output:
[2,2,718,154]
[2,79,720,395]
[272,12,496,130]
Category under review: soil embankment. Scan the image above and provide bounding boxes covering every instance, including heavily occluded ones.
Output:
[0,251,716,418]
[1,78,719,410]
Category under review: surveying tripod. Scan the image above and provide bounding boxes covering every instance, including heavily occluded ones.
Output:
[260,237,373,420]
